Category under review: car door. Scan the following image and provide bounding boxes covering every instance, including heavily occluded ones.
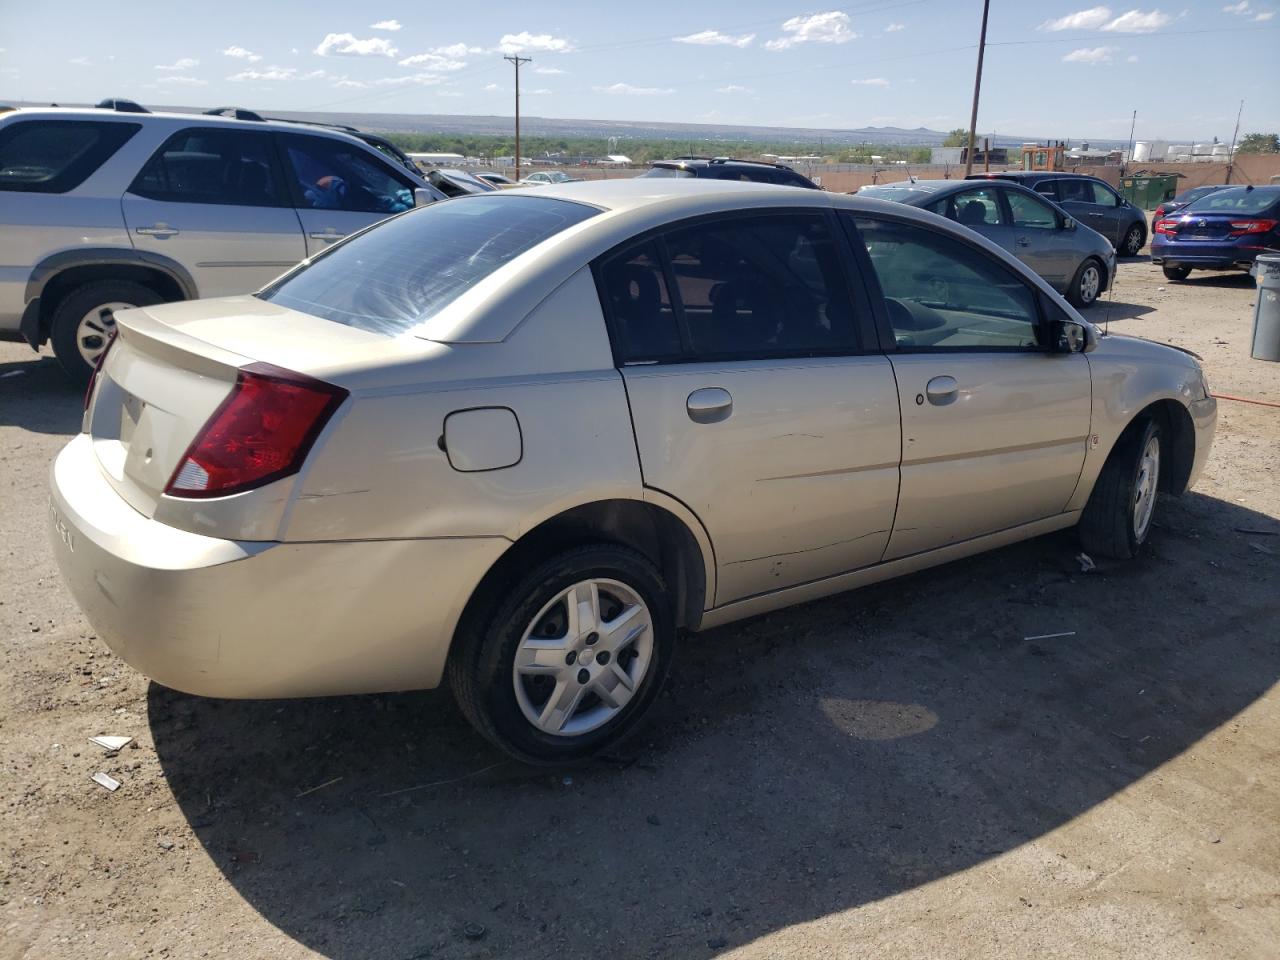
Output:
[278,132,418,257]
[847,213,1091,560]
[599,211,901,606]
[1055,178,1120,245]
[1084,179,1128,245]
[999,186,1077,289]
[122,126,306,297]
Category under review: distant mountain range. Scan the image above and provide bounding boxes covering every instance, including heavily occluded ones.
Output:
[17,100,1130,149]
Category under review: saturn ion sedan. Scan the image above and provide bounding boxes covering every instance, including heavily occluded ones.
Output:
[49,180,1217,764]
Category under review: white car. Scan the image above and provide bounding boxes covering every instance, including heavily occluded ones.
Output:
[49,180,1216,764]
[520,170,582,186]
[0,101,445,383]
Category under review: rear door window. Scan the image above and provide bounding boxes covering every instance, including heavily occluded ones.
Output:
[0,119,140,193]
[938,187,1006,226]
[258,195,599,336]
[1006,190,1059,230]
[281,133,416,214]
[129,127,286,206]
[597,241,683,361]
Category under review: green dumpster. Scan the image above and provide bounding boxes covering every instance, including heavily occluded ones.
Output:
[1121,174,1181,210]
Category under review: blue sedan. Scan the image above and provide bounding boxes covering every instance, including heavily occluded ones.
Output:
[1152,185,1280,281]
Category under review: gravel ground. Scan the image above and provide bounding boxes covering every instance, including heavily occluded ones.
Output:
[1,256,1277,960]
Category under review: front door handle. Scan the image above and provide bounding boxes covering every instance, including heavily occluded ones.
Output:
[686,387,733,424]
[309,229,345,242]
[925,375,959,406]
[1016,236,1031,247]
[135,223,178,238]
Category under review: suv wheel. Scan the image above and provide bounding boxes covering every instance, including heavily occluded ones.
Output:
[448,544,675,764]
[1120,223,1146,257]
[50,280,163,386]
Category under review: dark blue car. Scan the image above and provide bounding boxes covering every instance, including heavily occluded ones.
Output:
[1152,184,1280,281]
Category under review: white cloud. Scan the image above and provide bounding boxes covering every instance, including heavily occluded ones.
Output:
[483,82,500,91]
[68,57,92,67]
[370,19,402,31]
[434,42,485,57]
[534,65,565,74]
[851,77,891,86]
[525,87,551,95]
[674,29,755,47]
[314,32,398,57]
[886,22,906,32]
[1062,45,1116,63]
[156,57,199,71]
[397,52,467,70]
[1101,9,1172,32]
[765,11,857,50]
[593,82,674,95]
[221,46,262,62]
[1256,10,1276,19]
[158,75,208,86]
[1222,1,1250,11]
[497,32,574,54]
[1127,53,1140,60]
[228,65,298,81]
[715,84,753,93]
[1040,6,1113,30]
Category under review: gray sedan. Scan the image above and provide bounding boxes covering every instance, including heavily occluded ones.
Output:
[858,179,1116,308]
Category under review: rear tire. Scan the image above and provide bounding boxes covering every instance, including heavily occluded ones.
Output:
[1078,417,1163,560]
[1067,258,1105,309]
[447,544,676,765]
[1162,265,1191,282]
[1120,223,1146,257]
[49,280,164,386]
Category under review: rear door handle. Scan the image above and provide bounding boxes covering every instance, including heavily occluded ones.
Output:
[309,229,345,242]
[686,387,733,424]
[1016,236,1031,247]
[925,375,959,406]
[135,223,178,238]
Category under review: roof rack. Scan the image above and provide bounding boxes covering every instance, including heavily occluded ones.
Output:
[96,98,150,114]
[667,155,794,170]
[203,107,264,122]
[263,116,360,134]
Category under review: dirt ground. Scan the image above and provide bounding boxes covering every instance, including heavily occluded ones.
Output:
[1,253,1277,960]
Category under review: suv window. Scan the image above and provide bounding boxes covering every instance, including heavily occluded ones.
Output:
[638,166,695,179]
[1056,178,1116,206]
[661,212,856,359]
[129,127,286,206]
[259,195,599,336]
[0,120,140,194]
[852,216,1043,351]
[281,134,415,214]
[1006,189,1059,230]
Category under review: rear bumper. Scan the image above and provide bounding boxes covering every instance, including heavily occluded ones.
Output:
[49,433,509,699]
[1150,239,1267,271]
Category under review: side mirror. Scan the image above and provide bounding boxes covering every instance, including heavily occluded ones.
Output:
[413,188,435,207]
[1051,318,1098,353]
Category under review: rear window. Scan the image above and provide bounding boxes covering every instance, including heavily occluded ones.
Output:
[258,194,599,335]
[639,166,695,179]
[0,119,140,193]
[858,186,938,204]
[1186,187,1280,215]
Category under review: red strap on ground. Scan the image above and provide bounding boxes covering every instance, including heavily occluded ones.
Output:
[1211,393,1280,409]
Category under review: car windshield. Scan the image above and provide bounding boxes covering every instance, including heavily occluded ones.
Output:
[639,166,695,179]
[858,186,937,204]
[1186,187,1279,215]
[258,195,599,336]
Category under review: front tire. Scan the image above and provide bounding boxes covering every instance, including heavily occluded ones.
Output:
[448,545,675,764]
[49,280,163,386]
[1162,264,1192,282]
[1078,418,1162,560]
[1120,223,1146,257]
[1067,258,1105,308]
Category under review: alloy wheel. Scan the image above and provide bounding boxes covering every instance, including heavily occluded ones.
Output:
[1122,225,1144,256]
[1079,264,1101,304]
[512,579,654,737]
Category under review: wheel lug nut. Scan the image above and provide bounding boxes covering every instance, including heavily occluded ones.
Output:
[577,668,590,684]
[585,632,599,646]
[565,651,577,665]
[596,650,611,665]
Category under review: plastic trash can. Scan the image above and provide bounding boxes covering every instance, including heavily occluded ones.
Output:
[1252,253,1280,362]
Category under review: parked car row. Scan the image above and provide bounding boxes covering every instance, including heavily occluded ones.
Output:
[48,177,1217,763]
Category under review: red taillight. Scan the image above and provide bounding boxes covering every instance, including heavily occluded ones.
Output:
[165,362,347,499]
[1153,205,1166,219]
[84,332,119,411]
[1228,218,1277,236]
[1154,218,1180,236]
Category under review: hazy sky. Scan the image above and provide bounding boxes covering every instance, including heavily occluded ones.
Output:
[1,0,1276,141]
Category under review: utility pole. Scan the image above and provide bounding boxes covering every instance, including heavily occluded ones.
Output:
[1226,99,1244,184]
[1124,109,1137,174]
[504,54,531,181]
[963,0,991,178]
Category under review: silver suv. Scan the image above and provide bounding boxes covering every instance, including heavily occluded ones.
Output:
[0,102,444,382]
